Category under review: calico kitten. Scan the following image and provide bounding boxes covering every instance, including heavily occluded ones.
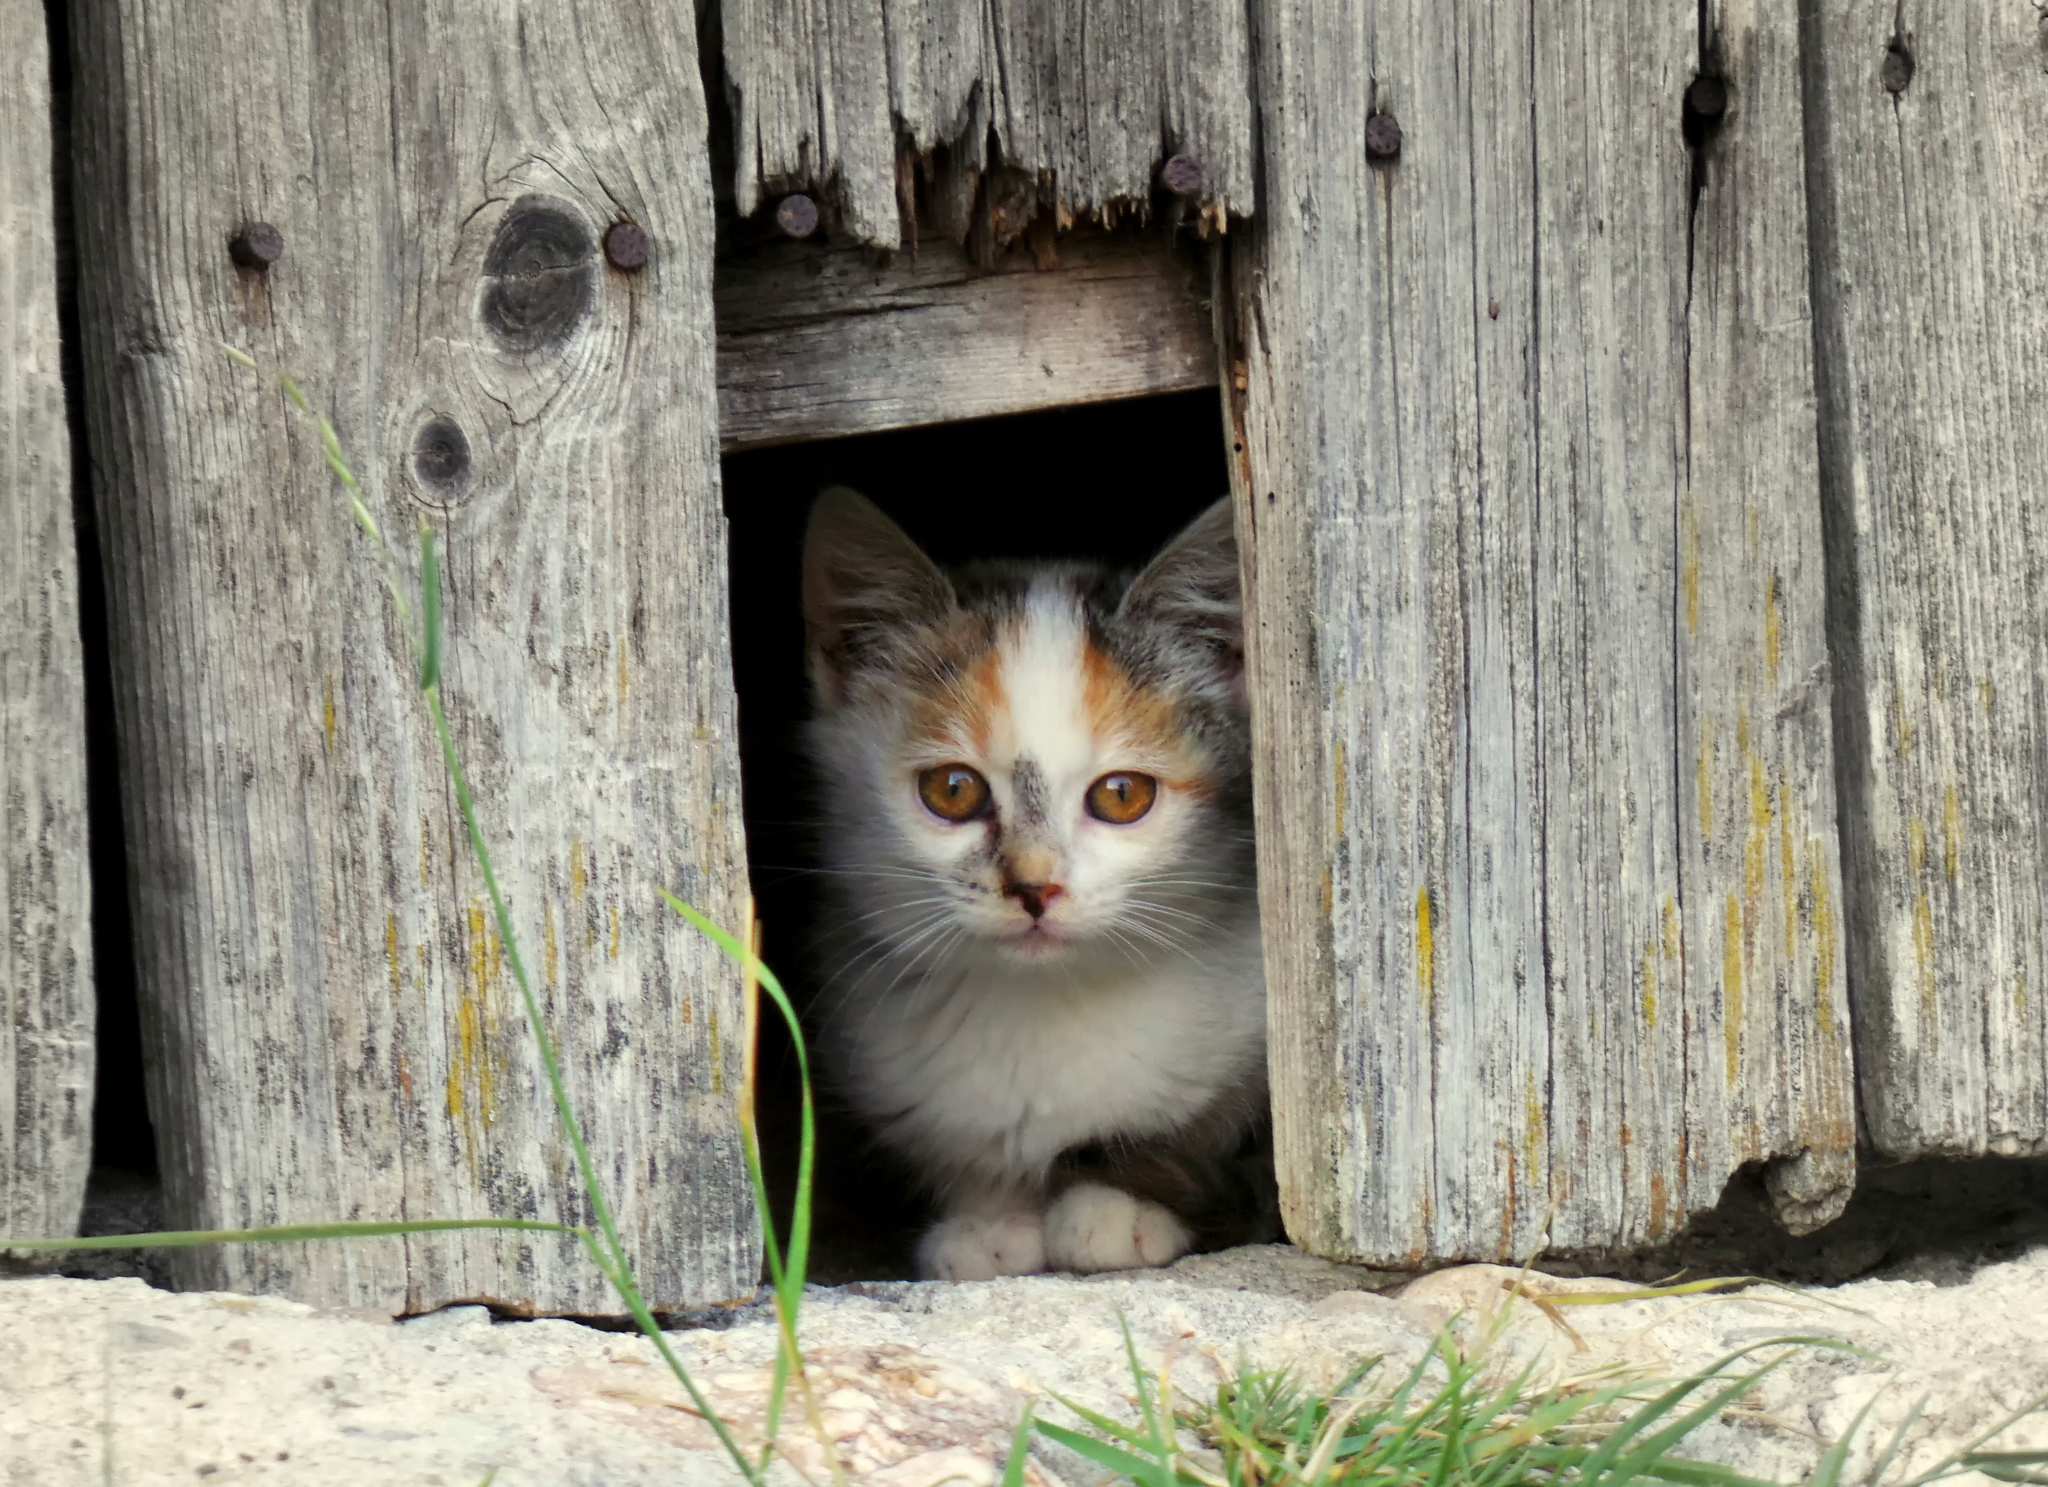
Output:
[801,488,1275,1281]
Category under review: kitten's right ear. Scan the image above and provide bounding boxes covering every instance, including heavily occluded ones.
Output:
[802,487,954,706]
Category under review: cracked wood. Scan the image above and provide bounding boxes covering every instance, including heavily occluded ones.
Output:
[1227,0,1856,1265]
[2,0,94,1249]
[715,227,1216,451]
[718,0,1254,249]
[1805,2,2048,1158]
[69,0,756,1309]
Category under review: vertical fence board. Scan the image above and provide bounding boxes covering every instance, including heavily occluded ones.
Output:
[720,0,1254,248]
[1804,3,2048,1158]
[69,0,757,1310]
[1228,0,1856,1265]
[2,0,95,1247]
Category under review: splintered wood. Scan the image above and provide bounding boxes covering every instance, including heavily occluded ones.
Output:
[1226,0,1858,1265]
[1804,3,2048,1158]
[718,0,1254,248]
[1,0,94,1248]
[68,0,756,1308]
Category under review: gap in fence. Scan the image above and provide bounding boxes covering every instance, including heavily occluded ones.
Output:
[721,388,1232,1283]
[43,0,163,1268]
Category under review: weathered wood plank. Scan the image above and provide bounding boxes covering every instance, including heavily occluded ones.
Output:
[2,0,95,1249]
[716,228,1215,451]
[720,0,1253,249]
[1804,4,2048,1158]
[1226,0,1856,1266]
[70,0,757,1310]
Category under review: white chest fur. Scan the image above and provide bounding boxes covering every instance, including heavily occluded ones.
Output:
[827,929,1266,1191]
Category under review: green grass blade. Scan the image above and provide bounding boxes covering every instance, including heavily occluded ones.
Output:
[1963,1453,2048,1485]
[2,1218,583,1251]
[1034,1420,1196,1486]
[419,524,443,689]
[1002,1404,1036,1487]
[1863,1395,1928,1487]
[1804,1398,1877,1487]
[661,888,820,1469]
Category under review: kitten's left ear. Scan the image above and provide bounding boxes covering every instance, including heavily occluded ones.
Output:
[1119,497,1245,682]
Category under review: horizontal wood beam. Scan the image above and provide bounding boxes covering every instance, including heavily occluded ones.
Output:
[715,228,1216,452]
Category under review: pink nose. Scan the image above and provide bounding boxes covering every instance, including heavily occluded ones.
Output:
[1003,881,1064,920]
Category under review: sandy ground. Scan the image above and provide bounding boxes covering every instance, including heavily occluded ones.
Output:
[5,1242,2046,1486]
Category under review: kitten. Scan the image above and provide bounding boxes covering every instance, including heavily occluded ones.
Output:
[800,488,1276,1281]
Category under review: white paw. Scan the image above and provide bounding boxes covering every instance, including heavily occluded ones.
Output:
[1042,1183,1191,1273]
[916,1210,1047,1281]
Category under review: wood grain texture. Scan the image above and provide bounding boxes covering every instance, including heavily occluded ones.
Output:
[2,0,94,1247]
[1226,0,1856,1266]
[716,227,1215,450]
[1804,3,2048,1158]
[69,0,757,1310]
[719,0,1254,249]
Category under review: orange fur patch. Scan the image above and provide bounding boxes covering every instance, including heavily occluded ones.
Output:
[904,619,1007,756]
[1081,641,1215,799]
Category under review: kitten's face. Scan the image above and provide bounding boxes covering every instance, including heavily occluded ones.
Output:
[803,490,1252,972]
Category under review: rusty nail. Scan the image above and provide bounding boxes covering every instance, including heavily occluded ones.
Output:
[775,194,820,239]
[1364,114,1403,161]
[603,221,650,271]
[1881,43,1914,94]
[228,222,284,271]
[1685,75,1728,120]
[1160,154,1206,196]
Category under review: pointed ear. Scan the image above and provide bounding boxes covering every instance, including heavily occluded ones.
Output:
[802,487,954,706]
[1118,497,1243,665]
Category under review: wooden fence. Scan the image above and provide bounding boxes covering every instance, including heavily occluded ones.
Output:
[4,0,2045,1312]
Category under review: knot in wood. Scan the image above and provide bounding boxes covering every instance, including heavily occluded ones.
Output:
[1364,114,1403,161]
[603,221,650,271]
[412,419,472,492]
[775,194,820,239]
[480,196,596,356]
[228,222,284,270]
[1159,154,1206,196]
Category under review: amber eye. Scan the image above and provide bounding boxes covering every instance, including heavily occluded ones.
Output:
[1085,771,1158,824]
[917,764,992,823]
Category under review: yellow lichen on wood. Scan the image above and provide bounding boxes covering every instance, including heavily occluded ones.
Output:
[447,902,502,1148]
[1723,895,1743,1085]
[1809,838,1836,1038]
[1944,784,1961,882]
[1640,935,1658,1029]
[1913,888,1936,1019]
[323,674,337,750]
[1698,714,1715,843]
[1521,1069,1543,1201]
[1764,572,1782,689]
[1743,735,1768,966]
[1415,886,1435,1009]
[1779,781,1797,962]
[543,899,559,986]
[386,913,402,1001]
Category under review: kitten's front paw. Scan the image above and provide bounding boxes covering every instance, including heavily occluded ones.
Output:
[916,1211,1047,1281]
[1042,1183,1192,1273]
